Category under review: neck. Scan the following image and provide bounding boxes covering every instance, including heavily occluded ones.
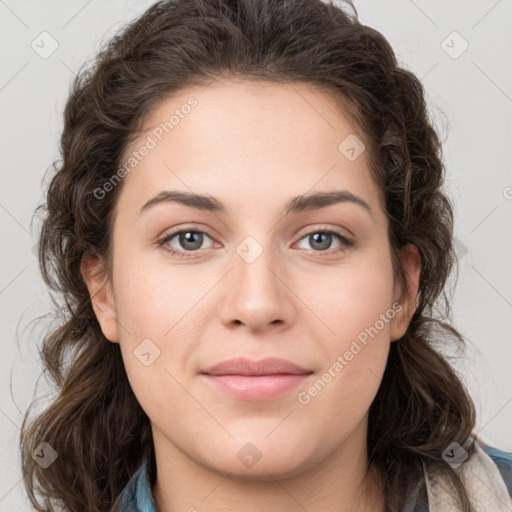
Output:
[151,424,385,512]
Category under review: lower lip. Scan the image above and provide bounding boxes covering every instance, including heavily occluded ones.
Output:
[201,373,312,401]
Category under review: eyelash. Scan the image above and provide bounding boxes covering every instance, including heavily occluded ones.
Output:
[157,225,355,259]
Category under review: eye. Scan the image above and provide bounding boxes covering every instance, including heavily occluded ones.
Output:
[294,229,354,255]
[157,226,355,258]
[157,228,217,257]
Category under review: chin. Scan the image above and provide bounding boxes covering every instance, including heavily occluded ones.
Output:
[208,456,311,482]
[195,438,318,481]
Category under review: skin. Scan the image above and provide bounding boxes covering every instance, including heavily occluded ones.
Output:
[82,79,421,512]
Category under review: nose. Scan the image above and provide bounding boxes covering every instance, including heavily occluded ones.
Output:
[217,243,297,333]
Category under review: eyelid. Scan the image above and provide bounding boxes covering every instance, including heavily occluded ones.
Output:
[158,223,217,240]
[295,223,355,244]
[157,223,219,248]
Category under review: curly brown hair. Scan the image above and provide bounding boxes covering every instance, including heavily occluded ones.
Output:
[20,0,478,511]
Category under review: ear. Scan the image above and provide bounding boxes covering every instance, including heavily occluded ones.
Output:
[389,243,422,342]
[81,253,119,343]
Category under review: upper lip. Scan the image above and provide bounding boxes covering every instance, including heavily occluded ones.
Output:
[200,357,313,376]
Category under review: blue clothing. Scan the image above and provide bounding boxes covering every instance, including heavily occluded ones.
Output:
[118,444,512,511]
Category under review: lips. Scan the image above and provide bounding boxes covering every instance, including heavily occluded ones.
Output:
[199,357,314,401]
[200,357,312,376]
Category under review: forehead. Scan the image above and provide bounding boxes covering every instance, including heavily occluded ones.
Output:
[116,79,382,220]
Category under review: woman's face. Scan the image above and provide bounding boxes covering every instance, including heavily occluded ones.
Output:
[83,79,420,479]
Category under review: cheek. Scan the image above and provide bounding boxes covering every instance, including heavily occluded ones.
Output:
[299,248,395,346]
[111,253,212,418]
[311,281,393,399]
[296,299,391,445]
[295,253,394,413]
[112,249,209,339]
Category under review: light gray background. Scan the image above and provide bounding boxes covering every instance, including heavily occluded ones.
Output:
[1,0,511,509]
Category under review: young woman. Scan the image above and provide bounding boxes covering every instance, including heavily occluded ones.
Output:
[20,0,512,511]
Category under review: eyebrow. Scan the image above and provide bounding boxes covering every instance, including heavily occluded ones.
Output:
[140,189,373,218]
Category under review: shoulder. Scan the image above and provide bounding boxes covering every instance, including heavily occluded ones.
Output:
[480,442,512,498]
